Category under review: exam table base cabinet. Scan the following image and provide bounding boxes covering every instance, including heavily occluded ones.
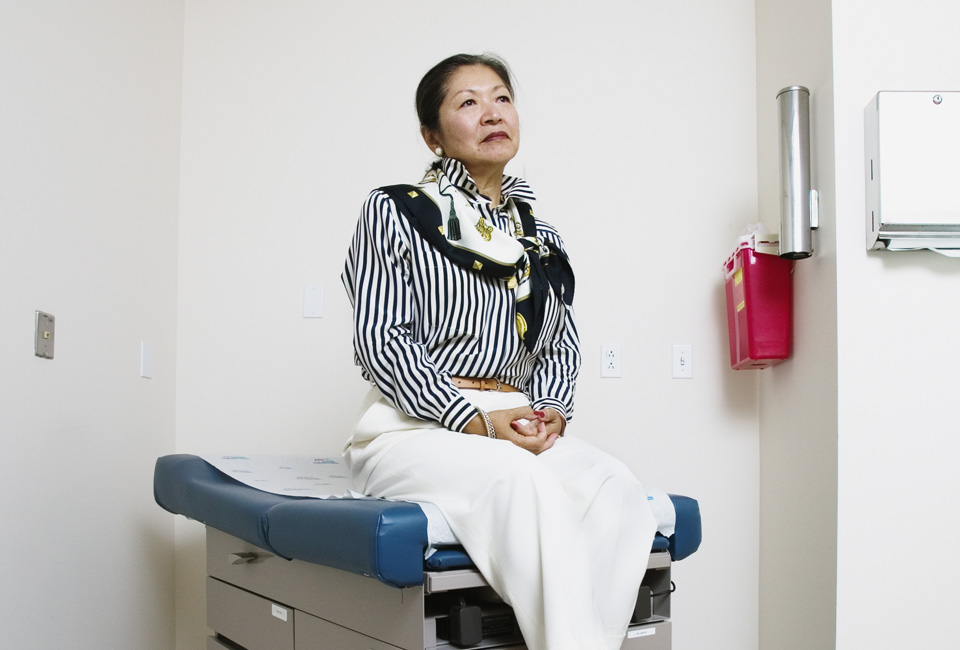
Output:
[204,528,673,650]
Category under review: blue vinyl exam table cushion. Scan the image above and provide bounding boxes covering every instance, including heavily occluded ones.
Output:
[154,454,701,588]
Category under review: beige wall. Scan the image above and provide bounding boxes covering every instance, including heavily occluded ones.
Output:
[175,1,761,649]
[0,1,184,648]
[755,1,839,649]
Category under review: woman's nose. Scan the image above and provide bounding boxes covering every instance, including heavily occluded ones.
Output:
[483,103,502,123]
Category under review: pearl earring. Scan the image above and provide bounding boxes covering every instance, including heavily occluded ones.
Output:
[435,147,444,157]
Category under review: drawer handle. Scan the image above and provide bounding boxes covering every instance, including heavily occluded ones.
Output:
[229,551,271,565]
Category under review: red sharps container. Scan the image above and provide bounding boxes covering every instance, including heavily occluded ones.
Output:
[723,233,794,369]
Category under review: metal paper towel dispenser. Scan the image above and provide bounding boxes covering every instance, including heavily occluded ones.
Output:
[865,90,960,253]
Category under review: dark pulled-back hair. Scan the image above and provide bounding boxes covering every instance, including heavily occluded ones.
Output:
[415,53,515,134]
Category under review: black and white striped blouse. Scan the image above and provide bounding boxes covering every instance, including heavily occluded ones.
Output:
[342,158,581,433]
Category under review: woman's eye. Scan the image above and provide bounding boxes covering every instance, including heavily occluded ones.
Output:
[460,99,476,107]
[497,95,512,103]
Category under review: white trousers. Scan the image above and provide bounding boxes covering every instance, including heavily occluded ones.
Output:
[343,388,658,650]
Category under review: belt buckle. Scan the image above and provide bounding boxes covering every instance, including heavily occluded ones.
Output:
[482,378,502,392]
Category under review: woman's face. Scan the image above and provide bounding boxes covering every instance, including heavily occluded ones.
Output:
[424,64,520,178]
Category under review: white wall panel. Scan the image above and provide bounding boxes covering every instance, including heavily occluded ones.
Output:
[832,1,960,648]
[0,1,184,648]
[176,2,761,650]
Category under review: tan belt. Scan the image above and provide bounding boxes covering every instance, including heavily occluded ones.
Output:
[452,377,522,393]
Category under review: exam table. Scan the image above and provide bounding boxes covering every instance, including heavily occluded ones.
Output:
[154,454,701,650]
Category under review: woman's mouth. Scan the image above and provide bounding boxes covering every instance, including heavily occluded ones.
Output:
[483,131,509,142]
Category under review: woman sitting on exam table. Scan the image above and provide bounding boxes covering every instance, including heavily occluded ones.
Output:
[341,53,657,650]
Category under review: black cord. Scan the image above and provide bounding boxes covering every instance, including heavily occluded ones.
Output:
[650,581,676,598]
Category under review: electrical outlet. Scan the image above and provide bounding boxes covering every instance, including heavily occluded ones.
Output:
[601,343,622,378]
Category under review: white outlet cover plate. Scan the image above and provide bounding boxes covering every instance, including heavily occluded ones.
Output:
[601,343,622,378]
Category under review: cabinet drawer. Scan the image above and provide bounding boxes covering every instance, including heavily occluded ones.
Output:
[622,620,671,650]
[206,577,294,650]
[206,528,425,649]
[294,610,403,650]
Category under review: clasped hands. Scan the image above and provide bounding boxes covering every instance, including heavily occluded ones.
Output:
[466,406,565,454]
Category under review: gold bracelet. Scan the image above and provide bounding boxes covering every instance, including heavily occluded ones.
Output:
[475,407,496,439]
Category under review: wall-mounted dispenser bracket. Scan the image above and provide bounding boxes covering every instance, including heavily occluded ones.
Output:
[810,189,819,230]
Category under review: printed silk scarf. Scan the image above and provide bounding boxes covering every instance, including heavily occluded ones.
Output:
[380,168,574,353]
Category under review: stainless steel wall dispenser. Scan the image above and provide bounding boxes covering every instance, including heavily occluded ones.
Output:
[777,85,818,259]
[865,91,960,254]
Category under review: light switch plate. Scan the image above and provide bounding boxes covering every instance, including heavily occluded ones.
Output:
[35,311,55,359]
[140,341,153,379]
[303,285,324,318]
[672,344,693,379]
